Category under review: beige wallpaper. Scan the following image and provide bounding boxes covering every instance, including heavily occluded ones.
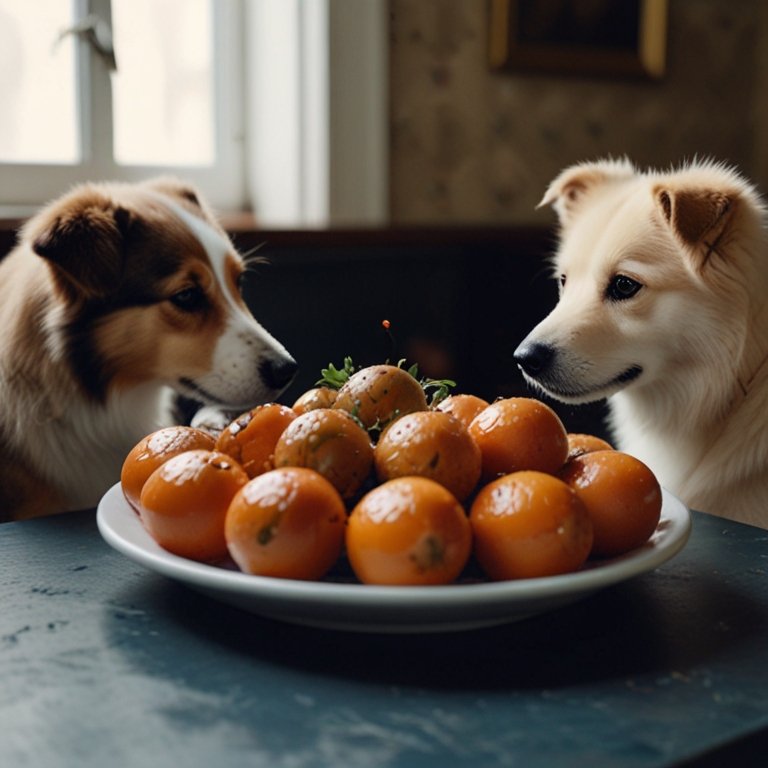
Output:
[388,0,768,225]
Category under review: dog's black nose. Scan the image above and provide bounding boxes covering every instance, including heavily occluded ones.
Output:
[514,341,554,377]
[260,355,298,390]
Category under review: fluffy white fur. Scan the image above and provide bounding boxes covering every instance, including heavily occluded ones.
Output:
[516,158,768,528]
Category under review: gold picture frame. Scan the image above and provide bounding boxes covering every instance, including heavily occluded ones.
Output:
[489,0,668,79]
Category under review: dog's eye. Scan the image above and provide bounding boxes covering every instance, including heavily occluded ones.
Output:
[169,286,206,311]
[559,274,566,288]
[607,274,642,301]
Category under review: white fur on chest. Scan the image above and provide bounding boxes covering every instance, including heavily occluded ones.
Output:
[608,394,697,488]
[610,385,768,528]
[22,385,175,510]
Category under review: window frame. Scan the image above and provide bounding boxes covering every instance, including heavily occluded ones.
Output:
[0,0,246,214]
[245,0,389,227]
[0,0,387,226]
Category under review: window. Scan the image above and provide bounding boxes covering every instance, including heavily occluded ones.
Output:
[111,0,216,166]
[0,0,387,226]
[0,0,79,164]
[0,0,243,213]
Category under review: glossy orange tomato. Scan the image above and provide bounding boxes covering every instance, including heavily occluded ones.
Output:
[374,410,481,501]
[470,471,593,580]
[215,403,297,478]
[225,467,346,580]
[293,387,338,414]
[139,449,248,561]
[469,397,569,479]
[567,433,614,461]
[273,408,374,499]
[334,364,428,429]
[435,393,489,430]
[560,450,662,557]
[346,477,472,586]
[121,426,216,510]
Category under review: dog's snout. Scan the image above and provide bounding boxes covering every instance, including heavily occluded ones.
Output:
[260,355,298,390]
[514,341,554,377]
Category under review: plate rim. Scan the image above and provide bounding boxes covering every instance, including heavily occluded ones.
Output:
[97,482,692,613]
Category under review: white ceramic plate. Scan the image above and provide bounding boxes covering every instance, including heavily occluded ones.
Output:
[97,483,691,633]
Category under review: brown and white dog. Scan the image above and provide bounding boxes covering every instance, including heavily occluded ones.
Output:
[515,158,768,529]
[0,178,296,520]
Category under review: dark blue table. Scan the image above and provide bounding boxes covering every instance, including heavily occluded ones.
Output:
[1,509,767,767]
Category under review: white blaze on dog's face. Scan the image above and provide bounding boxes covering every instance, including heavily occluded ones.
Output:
[148,196,296,408]
[29,178,296,410]
[515,159,758,405]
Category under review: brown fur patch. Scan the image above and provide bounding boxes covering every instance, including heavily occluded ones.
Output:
[225,254,248,310]
[655,188,734,248]
[85,215,230,395]
[17,182,236,401]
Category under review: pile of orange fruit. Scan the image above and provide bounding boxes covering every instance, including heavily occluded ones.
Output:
[121,363,663,586]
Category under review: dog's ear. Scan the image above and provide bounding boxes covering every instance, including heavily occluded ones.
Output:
[538,159,635,226]
[654,185,735,263]
[142,176,225,236]
[143,176,203,210]
[30,193,133,300]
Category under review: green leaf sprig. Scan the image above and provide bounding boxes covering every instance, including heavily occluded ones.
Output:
[316,356,456,407]
[396,359,456,407]
[316,356,357,389]
[421,377,457,407]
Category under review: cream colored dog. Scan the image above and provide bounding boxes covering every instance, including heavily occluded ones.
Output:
[515,158,768,529]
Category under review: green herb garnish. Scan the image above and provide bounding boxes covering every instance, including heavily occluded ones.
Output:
[317,355,455,407]
[421,377,457,407]
[316,356,357,389]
